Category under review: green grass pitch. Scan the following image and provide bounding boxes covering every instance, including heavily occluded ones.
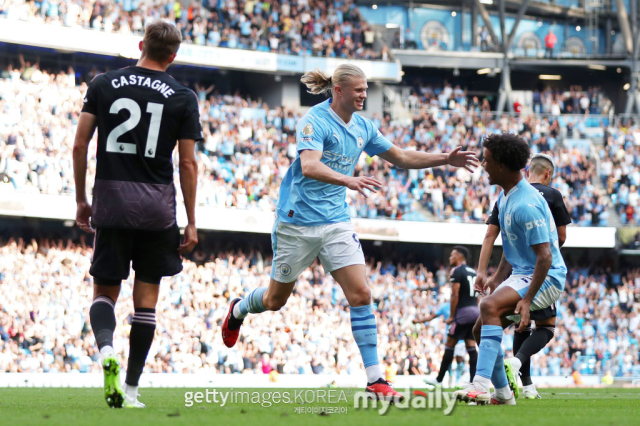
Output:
[1,387,639,426]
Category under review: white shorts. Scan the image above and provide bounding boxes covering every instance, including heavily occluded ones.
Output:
[500,274,563,323]
[271,219,365,283]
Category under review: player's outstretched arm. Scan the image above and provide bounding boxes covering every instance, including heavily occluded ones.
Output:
[476,224,500,291]
[73,112,97,233]
[412,313,437,324]
[178,138,198,254]
[379,145,479,172]
[515,242,552,332]
[299,150,382,198]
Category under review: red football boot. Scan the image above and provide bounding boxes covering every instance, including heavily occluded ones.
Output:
[365,378,405,402]
[221,298,243,348]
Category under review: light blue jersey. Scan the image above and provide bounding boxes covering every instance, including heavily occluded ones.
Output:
[497,179,567,290]
[435,304,451,334]
[276,98,393,226]
[436,303,451,320]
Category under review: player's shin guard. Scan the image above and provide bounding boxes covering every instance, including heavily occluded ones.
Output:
[467,346,478,381]
[350,305,381,382]
[90,296,116,350]
[235,287,267,319]
[491,346,509,390]
[125,308,156,387]
[475,325,503,383]
[437,346,455,383]
[517,326,554,385]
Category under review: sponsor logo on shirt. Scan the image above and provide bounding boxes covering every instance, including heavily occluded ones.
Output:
[322,151,358,173]
[525,218,546,230]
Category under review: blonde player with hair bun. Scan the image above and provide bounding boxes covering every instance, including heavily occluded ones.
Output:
[222,64,479,401]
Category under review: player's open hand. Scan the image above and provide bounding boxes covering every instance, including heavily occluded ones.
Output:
[178,223,198,255]
[515,299,531,332]
[346,176,383,198]
[447,147,480,172]
[76,201,94,233]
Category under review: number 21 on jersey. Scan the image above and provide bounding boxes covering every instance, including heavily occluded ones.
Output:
[107,98,163,158]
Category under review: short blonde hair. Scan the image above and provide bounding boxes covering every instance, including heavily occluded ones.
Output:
[300,64,366,97]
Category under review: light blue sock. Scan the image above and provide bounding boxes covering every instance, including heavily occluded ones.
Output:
[491,345,509,389]
[350,305,379,368]
[476,325,503,380]
[236,287,267,317]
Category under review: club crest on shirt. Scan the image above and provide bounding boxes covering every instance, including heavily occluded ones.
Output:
[505,213,511,227]
[357,137,365,148]
[302,123,314,136]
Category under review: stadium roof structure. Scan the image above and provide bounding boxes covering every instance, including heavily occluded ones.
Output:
[359,0,618,21]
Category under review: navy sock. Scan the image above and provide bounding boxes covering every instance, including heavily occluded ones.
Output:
[125,308,156,387]
[89,296,116,350]
[513,324,532,385]
[466,346,478,381]
[437,346,455,383]
[517,326,554,385]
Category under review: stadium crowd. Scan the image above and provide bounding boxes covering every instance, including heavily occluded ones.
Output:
[0,238,638,379]
[0,0,388,61]
[601,120,640,225]
[407,82,612,117]
[0,65,612,225]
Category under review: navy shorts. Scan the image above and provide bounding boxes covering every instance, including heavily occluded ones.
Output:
[90,225,182,284]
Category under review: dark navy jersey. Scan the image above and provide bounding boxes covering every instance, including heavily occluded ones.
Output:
[450,264,478,308]
[487,182,572,229]
[82,66,203,230]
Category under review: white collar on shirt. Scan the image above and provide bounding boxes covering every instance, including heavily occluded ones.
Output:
[327,100,354,129]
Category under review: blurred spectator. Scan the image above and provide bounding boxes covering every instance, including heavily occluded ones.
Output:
[1,0,390,61]
[545,29,557,58]
[0,236,638,377]
[600,120,640,225]
[0,66,613,225]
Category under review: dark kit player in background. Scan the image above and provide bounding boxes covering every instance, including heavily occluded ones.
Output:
[73,20,202,408]
[418,246,480,388]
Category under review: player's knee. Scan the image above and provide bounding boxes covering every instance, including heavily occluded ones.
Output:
[479,298,497,318]
[349,287,371,306]
[133,294,159,310]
